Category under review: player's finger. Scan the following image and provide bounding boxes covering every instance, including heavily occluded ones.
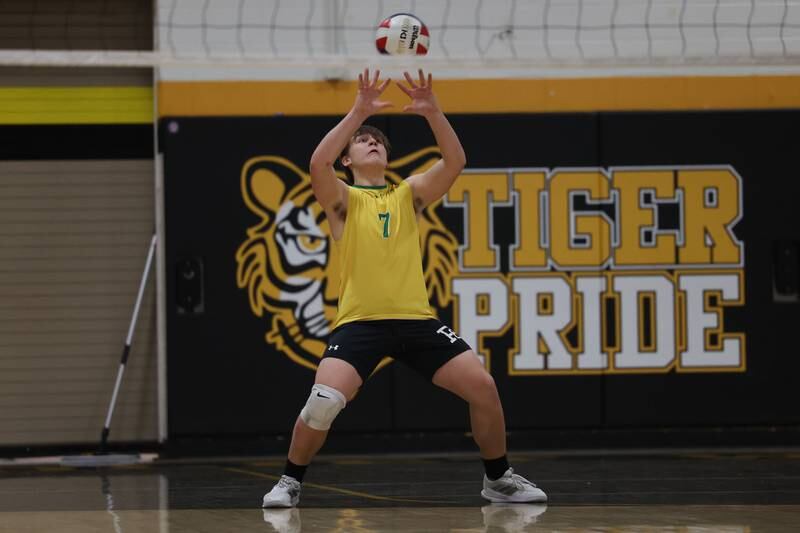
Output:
[403,71,417,88]
[428,72,433,88]
[395,81,413,97]
[363,68,369,86]
[377,78,391,93]
[358,73,364,88]
[418,69,425,86]
[373,69,382,87]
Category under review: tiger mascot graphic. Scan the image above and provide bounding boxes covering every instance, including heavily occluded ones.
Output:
[236,149,459,371]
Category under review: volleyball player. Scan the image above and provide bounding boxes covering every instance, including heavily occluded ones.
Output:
[262,69,546,507]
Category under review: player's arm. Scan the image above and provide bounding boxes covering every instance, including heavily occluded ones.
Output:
[399,70,467,212]
[309,69,392,216]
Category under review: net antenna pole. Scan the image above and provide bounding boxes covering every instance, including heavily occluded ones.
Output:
[99,233,158,453]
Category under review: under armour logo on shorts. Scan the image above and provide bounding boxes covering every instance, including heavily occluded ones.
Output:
[328,344,339,351]
[436,326,461,344]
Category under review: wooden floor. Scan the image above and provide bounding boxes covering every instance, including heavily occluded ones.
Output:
[1,448,799,532]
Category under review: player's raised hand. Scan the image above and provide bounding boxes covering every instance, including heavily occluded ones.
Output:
[353,68,393,116]
[397,69,440,117]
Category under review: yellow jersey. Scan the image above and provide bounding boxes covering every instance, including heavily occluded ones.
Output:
[331,180,435,330]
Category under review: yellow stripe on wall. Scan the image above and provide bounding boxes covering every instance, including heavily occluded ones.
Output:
[159,76,800,117]
[0,87,154,124]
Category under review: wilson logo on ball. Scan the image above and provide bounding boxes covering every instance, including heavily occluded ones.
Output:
[375,13,429,56]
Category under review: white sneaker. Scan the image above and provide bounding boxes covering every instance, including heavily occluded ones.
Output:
[481,468,547,503]
[482,503,548,531]
[262,475,301,508]
[262,508,301,533]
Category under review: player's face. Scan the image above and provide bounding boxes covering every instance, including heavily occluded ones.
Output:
[346,133,388,169]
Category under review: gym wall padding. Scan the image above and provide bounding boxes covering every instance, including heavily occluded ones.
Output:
[0,123,156,446]
[161,110,800,445]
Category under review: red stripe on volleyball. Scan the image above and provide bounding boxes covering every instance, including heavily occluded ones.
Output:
[420,25,429,37]
[379,18,391,28]
[416,43,428,55]
[376,36,388,52]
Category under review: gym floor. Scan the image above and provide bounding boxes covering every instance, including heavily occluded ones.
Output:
[1,448,799,532]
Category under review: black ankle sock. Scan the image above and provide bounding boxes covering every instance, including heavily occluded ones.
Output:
[284,459,308,483]
[483,455,510,481]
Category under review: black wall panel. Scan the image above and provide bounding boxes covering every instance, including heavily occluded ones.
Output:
[162,111,800,444]
[599,111,800,428]
[163,117,394,437]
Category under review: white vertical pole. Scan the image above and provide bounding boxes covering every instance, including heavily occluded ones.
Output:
[155,153,168,444]
[153,33,168,442]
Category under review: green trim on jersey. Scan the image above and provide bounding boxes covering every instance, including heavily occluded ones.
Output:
[352,183,388,190]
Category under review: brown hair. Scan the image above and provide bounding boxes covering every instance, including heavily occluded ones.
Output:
[338,125,391,183]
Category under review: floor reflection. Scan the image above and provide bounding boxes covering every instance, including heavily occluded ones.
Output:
[100,476,123,533]
[1,450,800,532]
[480,503,548,531]
[262,506,549,533]
[2,504,799,532]
[256,505,791,532]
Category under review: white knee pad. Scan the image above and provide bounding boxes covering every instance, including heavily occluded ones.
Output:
[299,384,346,431]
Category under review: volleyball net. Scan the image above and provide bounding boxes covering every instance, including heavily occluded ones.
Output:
[1,0,798,78]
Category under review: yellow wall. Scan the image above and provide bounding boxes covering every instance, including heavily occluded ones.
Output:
[0,87,153,124]
[2,76,796,124]
[158,76,800,117]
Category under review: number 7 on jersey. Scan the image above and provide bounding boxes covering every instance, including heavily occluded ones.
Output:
[378,212,391,238]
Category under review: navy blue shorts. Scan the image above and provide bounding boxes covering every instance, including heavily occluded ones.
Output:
[323,319,472,382]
